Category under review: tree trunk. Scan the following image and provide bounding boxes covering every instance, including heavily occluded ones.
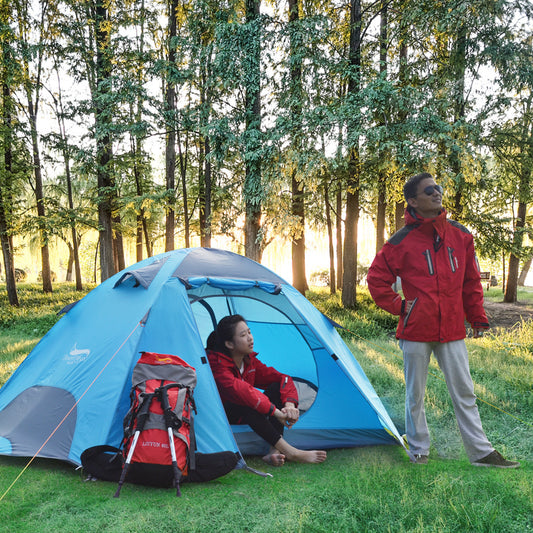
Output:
[504,109,532,302]
[342,149,360,308]
[0,199,18,306]
[375,1,388,253]
[518,255,532,286]
[288,0,307,293]
[165,0,178,252]
[335,116,344,290]
[65,242,74,281]
[54,69,83,291]
[28,100,53,293]
[376,177,386,252]
[198,135,205,243]
[325,182,336,294]
[341,0,362,309]
[202,136,212,247]
[178,128,190,248]
[198,36,214,249]
[505,197,530,302]
[395,19,408,234]
[244,0,263,262]
[136,217,143,262]
[65,160,83,291]
[95,0,115,281]
[291,174,308,293]
[450,25,467,221]
[502,249,506,294]
[336,188,343,289]
[133,4,149,261]
[0,58,19,306]
[395,200,404,231]
[113,225,125,273]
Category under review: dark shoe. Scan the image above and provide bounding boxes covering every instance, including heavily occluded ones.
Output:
[413,454,428,464]
[472,450,520,469]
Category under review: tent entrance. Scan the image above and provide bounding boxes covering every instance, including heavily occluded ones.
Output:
[186,283,321,407]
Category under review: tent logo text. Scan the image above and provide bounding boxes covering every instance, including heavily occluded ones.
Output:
[63,344,91,364]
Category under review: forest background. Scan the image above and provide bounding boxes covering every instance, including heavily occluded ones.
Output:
[0,0,532,309]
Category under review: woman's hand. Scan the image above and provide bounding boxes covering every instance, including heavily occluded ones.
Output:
[281,402,299,427]
[273,409,288,425]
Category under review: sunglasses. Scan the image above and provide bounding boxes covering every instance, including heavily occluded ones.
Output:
[418,184,443,196]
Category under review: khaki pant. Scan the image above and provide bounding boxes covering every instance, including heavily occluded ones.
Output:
[399,339,494,462]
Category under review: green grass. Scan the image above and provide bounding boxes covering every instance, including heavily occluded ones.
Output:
[0,284,531,532]
[484,285,533,304]
[0,284,95,387]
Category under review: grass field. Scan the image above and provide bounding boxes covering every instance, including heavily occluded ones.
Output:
[0,284,531,532]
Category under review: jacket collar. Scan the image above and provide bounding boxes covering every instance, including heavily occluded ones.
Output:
[405,206,448,236]
[208,350,257,368]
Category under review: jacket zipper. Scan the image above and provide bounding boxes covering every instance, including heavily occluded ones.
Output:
[403,297,418,331]
[423,250,434,275]
[447,247,457,273]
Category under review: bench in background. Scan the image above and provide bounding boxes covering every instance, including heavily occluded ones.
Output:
[480,271,491,290]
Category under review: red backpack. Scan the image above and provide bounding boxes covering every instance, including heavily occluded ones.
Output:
[115,351,197,497]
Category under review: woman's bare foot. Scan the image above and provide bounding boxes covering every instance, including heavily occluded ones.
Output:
[286,449,327,464]
[262,452,286,466]
[273,437,327,464]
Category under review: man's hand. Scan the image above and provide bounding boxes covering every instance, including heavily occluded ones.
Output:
[404,300,414,314]
[472,322,489,338]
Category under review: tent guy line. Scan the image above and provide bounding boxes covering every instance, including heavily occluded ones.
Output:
[0,319,145,503]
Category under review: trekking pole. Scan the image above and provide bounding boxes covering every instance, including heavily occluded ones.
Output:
[114,392,155,498]
[159,384,183,497]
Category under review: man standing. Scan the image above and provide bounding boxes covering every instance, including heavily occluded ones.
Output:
[367,172,519,468]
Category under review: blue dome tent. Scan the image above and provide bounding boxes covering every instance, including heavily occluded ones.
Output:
[0,248,404,467]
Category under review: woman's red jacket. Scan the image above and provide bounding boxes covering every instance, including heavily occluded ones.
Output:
[206,350,298,416]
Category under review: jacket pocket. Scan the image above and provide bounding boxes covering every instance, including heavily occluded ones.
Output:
[423,250,434,275]
[402,296,419,331]
[447,247,458,273]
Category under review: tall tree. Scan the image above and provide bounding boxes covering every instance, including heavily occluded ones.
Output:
[50,63,83,290]
[502,93,533,302]
[15,0,53,292]
[164,0,178,252]
[288,0,307,293]
[194,0,217,248]
[243,0,263,261]
[375,0,388,252]
[93,0,116,279]
[0,2,19,305]
[341,0,362,308]
[448,15,467,220]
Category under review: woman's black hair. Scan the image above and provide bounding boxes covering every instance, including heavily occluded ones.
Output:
[215,314,247,355]
[205,330,218,351]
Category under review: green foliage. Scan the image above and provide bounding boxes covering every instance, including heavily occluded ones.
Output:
[2,0,533,299]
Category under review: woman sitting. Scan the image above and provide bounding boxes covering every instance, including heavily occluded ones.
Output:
[206,314,327,466]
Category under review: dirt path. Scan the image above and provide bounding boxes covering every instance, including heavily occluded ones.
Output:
[483,299,533,330]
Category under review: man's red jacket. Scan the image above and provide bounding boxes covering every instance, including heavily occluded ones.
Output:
[207,350,298,416]
[367,208,489,343]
